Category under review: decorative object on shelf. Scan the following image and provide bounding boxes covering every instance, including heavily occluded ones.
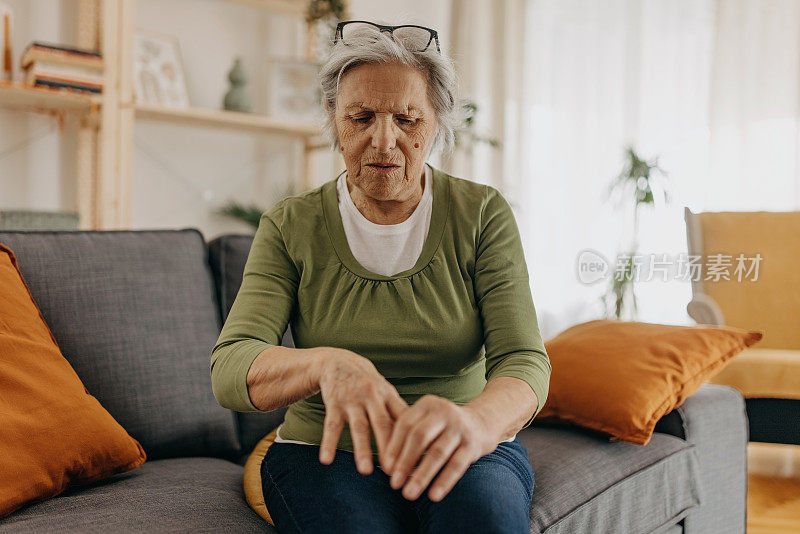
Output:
[223,56,251,112]
[601,145,670,320]
[20,41,102,94]
[266,57,322,125]
[133,30,189,108]
[305,0,348,62]
[1,3,12,82]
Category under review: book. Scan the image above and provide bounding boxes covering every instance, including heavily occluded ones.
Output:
[21,41,102,70]
[24,61,104,86]
[29,79,101,94]
[23,57,104,92]
[26,72,103,92]
[24,40,101,58]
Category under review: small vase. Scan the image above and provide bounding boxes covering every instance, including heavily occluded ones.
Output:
[223,57,251,112]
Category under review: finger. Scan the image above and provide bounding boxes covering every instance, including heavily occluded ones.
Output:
[319,407,345,464]
[382,395,409,469]
[384,404,426,473]
[386,394,409,420]
[427,446,475,502]
[390,415,446,493]
[401,431,460,501]
[345,406,374,475]
[364,399,395,468]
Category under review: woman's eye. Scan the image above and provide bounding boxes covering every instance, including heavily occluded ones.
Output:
[352,116,371,123]
[397,117,414,125]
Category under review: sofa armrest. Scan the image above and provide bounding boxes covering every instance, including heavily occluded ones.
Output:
[686,293,725,326]
[655,383,748,534]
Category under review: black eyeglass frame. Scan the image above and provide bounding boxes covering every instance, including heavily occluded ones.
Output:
[334,20,441,53]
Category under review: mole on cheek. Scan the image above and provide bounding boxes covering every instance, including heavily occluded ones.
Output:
[414,142,419,148]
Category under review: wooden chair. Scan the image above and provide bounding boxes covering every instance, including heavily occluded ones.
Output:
[685,207,800,445]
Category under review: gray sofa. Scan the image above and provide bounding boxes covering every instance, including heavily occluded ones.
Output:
[0,229,749,533]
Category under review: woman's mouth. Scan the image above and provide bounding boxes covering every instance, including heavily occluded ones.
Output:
[367,164,400,174]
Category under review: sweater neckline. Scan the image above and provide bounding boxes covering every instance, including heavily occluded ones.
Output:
[337,164,433,235]
[321,164,450,281]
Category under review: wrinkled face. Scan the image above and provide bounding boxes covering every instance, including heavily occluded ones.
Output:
[334,61,438,203]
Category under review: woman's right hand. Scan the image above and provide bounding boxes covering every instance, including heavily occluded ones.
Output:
[316,347,408,475]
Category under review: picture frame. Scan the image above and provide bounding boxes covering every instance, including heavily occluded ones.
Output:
[266,57,322,124]
[133,29,189,108]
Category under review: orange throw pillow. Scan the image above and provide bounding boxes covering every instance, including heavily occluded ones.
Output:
[537,319,763,445]
[0,244,146,518]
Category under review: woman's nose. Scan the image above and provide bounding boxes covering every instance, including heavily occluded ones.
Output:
[371,118,397,153]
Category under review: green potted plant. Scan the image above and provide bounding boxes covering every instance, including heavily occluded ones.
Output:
[215,181,296,231]
[601,145,670,320]
[453,100,501,153]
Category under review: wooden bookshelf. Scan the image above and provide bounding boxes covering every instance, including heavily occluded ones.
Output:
[133,103,320,137]
[0,0,324,230]
[0,80,101,115]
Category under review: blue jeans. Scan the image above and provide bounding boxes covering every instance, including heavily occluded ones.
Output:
[261,437,535,533]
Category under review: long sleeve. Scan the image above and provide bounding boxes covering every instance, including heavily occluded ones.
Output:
[474,186,551,429]
[210,205,300,412]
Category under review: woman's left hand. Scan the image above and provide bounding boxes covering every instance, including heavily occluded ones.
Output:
[382,394,499,502]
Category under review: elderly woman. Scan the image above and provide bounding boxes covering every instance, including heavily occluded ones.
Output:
[211,20,551,534]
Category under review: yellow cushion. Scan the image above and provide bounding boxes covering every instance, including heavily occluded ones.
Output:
[243,427,279,526]
[697,210,800,349]
[706,347,800,400]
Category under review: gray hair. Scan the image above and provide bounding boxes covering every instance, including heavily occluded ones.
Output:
[317,20,464,156]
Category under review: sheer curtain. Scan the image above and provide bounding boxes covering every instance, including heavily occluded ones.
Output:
[705,0,800,211]
[448,0,800,340]
[444,0,528,193]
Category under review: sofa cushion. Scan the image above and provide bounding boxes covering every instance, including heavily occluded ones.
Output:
[0,458,272,533]
[0,243,146,518]
[521,424,701,533]
[707,347,800,400]
[538,319,762,445]
[208,234,292,455]
[0,230,239,460]
[208,233,255,322]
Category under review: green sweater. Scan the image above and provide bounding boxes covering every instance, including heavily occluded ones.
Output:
[210,165,551,455]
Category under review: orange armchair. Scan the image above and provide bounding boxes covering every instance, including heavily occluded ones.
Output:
[684,207,800,444]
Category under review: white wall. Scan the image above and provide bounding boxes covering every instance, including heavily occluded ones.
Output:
[0,0,451,241]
